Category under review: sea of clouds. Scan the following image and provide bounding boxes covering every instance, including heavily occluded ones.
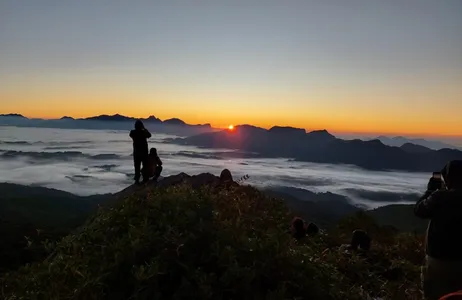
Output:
[0,126,430,209]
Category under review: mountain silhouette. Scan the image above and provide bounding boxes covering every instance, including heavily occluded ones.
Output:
[268,126,306,137]
[0,113,210,128]
[143,115,162,123]
[0,113,26,118]
[163,118,186,126]
[176,126,462,172]
[400,143,432,154]
[83,114,135,122]
[377,135,459,150]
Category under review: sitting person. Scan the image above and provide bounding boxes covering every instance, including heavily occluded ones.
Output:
[141,148,163,181]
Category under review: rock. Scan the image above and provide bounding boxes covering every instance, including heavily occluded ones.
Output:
[220,169,233,182]
[290,217,306,240]
[306,222,319,236]
[157,172,191,188]
[189,173,219,189]
[351,230,371,251]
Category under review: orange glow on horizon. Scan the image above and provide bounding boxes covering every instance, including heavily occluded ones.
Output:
[4,109,461,138]
[1,80,461,138]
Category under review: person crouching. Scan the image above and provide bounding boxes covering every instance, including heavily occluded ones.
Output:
[142,148,163,182]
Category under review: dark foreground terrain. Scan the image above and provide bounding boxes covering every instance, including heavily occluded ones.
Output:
[0,174,426,299]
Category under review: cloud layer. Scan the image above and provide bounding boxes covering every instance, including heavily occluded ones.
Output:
[0,126,429,208]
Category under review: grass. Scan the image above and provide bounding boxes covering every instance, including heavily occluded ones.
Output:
[1,183,425,300]
[0,183,110,273]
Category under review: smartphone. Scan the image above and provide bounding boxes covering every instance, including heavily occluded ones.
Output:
[433,172,442,180]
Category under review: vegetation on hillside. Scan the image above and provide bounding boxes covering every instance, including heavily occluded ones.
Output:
[1,183,425,300]
[0,183,110,273]
[368,204,428,233]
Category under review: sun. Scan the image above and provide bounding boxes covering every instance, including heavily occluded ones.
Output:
[228,124,234,130]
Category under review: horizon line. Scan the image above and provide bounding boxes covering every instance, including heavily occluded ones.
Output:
[1,111,462,139]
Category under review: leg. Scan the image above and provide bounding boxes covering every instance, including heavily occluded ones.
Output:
[134,157,142,183]
[141,156,149,183]
[423,256,462,300]
[154,166,163,180]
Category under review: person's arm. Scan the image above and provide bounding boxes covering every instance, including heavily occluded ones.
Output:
[129,130,134,139]
[414,177,445,219]
[157,157,162,166]
[144,128,152,138]
[414,191,436,219]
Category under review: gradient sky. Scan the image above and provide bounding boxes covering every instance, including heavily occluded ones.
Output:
[1,1,461,135]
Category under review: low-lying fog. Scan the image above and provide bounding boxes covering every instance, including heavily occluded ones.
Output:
[0,126,430,209]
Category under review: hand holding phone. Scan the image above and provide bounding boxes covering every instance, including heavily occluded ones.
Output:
[429,172,446,190]
[433,172,442,180]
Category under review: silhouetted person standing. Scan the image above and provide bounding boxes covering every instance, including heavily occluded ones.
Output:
[415,160,462,300]
[129,120,151,184]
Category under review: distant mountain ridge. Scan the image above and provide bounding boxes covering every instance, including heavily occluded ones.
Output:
[0,113,214,136]
[376,135,459,150]
[0,113,210,128]
[0,114,26,118]
[399,142,433,154]
[2,113,461,171]
[174,125,462,172]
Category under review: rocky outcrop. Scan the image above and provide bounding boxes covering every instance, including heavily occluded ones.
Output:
[115,169,239,200]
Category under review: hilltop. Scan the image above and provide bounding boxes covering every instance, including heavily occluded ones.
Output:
[0,172,425,299]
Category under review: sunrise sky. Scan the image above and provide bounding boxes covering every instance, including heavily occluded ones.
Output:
[1,1,461,136]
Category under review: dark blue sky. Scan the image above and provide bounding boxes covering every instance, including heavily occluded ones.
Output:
[1,1,461,135]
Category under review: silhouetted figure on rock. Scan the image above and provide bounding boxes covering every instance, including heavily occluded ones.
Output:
[129,120,151,184]
[220,169,233,182]
[142,148,163,182]
[415,160,462,300]
[217,169,239,189]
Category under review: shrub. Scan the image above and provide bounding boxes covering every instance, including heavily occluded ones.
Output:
[1,185,363,300]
